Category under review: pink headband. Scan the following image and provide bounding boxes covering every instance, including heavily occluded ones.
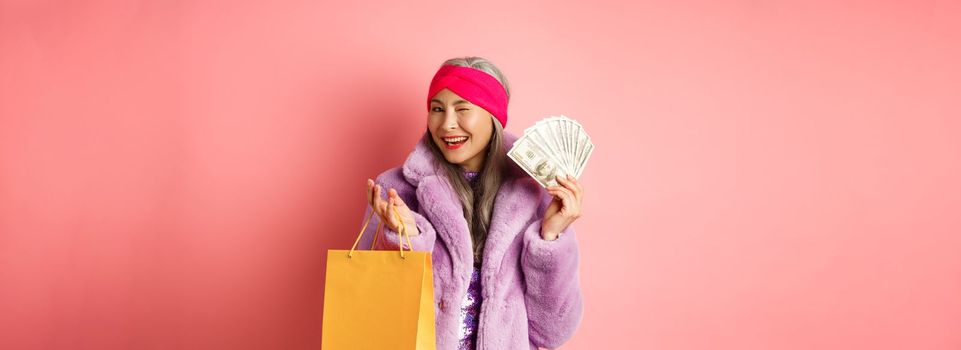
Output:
[427,65,509,128]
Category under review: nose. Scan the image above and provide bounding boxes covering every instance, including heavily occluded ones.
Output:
[443,109,458,129]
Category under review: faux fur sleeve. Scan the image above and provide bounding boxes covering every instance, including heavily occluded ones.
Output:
[520,191,584,349]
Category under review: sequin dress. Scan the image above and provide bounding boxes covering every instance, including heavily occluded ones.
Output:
[458,170,483,350]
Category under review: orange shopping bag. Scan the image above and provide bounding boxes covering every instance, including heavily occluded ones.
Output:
[321,204,436,349]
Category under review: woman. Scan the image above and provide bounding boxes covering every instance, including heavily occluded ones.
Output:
[359,56,584,349]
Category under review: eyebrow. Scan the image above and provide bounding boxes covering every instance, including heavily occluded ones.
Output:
[430,99,472,105]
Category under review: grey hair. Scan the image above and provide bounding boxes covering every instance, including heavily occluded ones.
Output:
[424,56,511,262]
[441,56,512,99]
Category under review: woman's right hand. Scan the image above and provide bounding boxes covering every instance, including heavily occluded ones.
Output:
[366,179,420,236]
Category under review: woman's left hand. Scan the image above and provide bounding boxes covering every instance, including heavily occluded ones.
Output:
[541,174,583,241]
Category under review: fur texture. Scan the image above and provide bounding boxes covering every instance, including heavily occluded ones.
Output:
[357,131,583,349]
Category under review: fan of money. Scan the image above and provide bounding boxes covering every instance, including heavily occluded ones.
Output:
[508,115,594,188]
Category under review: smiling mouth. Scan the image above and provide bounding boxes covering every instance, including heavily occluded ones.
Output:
[443,136,468,145]
[442,136,468,150]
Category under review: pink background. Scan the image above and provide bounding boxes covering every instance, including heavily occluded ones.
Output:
[2,0,960,349]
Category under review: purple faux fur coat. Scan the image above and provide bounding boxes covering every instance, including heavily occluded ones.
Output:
[357,131,583,349]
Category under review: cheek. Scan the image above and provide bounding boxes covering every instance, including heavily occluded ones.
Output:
[464,113,493,135]
[426,114,441,129]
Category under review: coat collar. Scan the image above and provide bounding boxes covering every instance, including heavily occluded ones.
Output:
[400,131,542,286]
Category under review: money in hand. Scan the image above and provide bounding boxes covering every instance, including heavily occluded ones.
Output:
[507,115,594,188]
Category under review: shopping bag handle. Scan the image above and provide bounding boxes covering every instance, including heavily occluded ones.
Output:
[349,203,413,259]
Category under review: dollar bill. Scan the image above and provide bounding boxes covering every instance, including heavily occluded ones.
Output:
[507,133,567,188]
[510,115,593,187]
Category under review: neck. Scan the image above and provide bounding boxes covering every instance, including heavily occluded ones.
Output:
[461,152,486,172]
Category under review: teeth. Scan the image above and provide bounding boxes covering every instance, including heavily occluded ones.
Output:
[444,136,468,143]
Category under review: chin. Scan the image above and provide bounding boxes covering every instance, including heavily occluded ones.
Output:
[443,154,466,165]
